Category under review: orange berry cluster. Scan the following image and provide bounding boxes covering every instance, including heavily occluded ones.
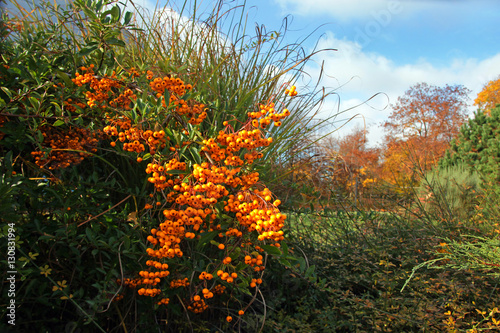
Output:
[96,73,207,155]
[72,65,136,109]
[146,224,184,259]
[147,73,206,125]
[148,73,192,97]
[201,287,214,299]
[244,254,264,271]
[216,269,239,283]
[212,284,226,295]
[187,297,208,313]
[117,278,142,289]
[285,85,298,96]
[146,159,186,190]
[95,68,296,317]
[63,98,87,113]
[157,297,170,305]
[249,278,263,288]
[127,67,141,78]
[135,115,289,311]
[31,126,102,170]
[137,287,161,297]
[249,102,290,128]
[124,260,171,300]
[198,271,214,280]
[201,129,271,166]
[224,188,285,243]
[104,118,168,155]
[109,88,137,109]
[170,278,190,289]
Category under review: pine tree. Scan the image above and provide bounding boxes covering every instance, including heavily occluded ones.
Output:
[440,106,500,187]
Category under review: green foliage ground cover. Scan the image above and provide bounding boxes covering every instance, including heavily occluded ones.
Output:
[262,205,500,332]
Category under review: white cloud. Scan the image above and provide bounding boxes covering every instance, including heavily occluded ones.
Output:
[304,32,500,146]
[271,0,491,22]
[272,0,404,21]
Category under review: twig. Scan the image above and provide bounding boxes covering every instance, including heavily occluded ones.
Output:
[257,288,266,333]
[77,194,131,227]
[98,241,125,313]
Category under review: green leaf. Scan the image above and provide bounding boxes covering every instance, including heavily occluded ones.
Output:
[95,0,103,12]
[123,235,130,249]
[85,228,94,242]
[305,265,316,277]
[123,11,132,25]
[229,247,241,260]
[260,244,282,256]
[53,120,65,127]
[3,151,13,174]
[79,45,99,57]
[189,147,202,165]
[106,38,125,47]
[279,258,292,267]
[110,5,120,23]
[56,71,73,87]
[281,241,289,255]
[36,130,44,143]
[28,96,40,109]
[163,89,170,107]
[166,169,186,175]
[80,6,98,21]
[1,87,12,100]
[196,231,218,249]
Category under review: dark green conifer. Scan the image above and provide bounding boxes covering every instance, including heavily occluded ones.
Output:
[440,106,500,186]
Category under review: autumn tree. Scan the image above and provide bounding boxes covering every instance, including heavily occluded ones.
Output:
[474,75,500,115]
[303,126,380,208]
[381,82,470,188]
[328,126,379,192]
[384,82,470,142]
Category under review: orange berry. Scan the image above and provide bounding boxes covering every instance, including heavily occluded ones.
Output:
[218,244,225,250]
[226,316,232,322]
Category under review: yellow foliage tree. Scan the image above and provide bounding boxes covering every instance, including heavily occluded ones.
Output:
[474,75,500,115]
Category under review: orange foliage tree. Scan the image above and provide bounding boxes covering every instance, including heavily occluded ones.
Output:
[275,126,380,208]
[325,127,380,199]
[381,82,470,189]
[474,75,500,115]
